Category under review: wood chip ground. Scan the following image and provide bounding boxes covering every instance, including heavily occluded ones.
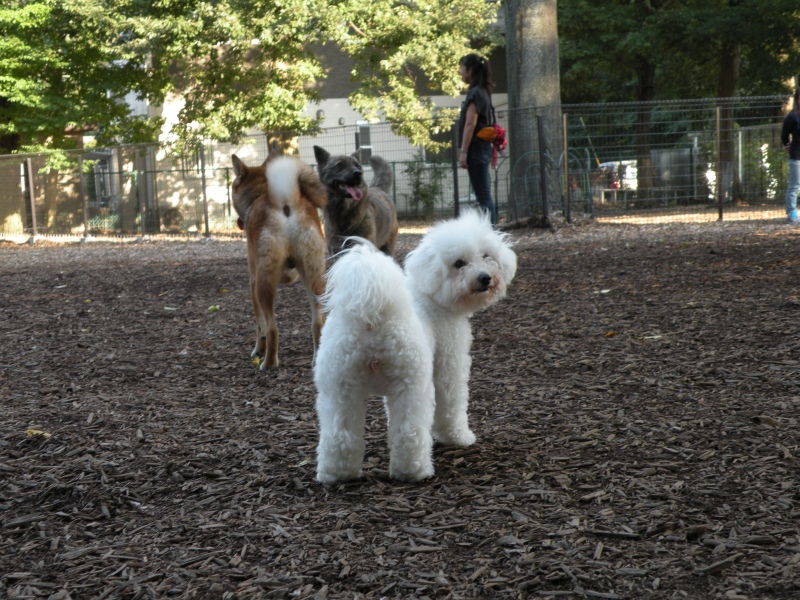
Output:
[1,220,799,599]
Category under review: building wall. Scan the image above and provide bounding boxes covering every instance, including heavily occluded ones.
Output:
[304,44,509,129]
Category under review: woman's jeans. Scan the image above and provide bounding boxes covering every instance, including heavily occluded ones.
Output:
[787,159,800,217]
[467,141,496,225]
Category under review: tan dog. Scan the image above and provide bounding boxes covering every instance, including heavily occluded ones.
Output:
[231,154,328,368]
[312,146,398,257]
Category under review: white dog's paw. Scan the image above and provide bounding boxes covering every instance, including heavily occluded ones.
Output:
[434,428,476,447]
[316,467,362,486]
[389,461,434,483]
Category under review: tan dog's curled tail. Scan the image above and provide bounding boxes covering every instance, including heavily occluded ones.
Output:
[297,162,328,210]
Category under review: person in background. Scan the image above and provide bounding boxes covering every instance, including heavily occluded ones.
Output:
[458,53,497,226]
[781,88,800,223]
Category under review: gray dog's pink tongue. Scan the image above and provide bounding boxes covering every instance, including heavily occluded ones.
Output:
[344,185,363,201]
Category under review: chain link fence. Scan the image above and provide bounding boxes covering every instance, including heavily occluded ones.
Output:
[0,96,792,240]
[558,96,790,224]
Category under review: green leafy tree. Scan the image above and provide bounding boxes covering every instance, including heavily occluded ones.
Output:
[143,0,331,152]
[659,0,800,200]
[325,0,501,147]
[558,0,674,198]
[558,0,800,103]
[0,0,500,154]
[0,0,164,154]
[558,0,800,200]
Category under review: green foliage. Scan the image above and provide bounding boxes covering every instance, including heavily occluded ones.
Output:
[402,148,446,218]
[0,0,499,153]
[150,0,330,153]
[326,0,500,148]
[558,0,800,104]
[0,0,164,153]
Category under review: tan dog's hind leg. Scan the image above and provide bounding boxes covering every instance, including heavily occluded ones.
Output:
[295,230,328,359]
[255,251,284,369]
[249,273,267,359]
[307,280,325,360]
[255,278,279,368]
[246,245,268,359]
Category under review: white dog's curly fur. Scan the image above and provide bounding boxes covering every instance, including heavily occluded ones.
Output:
[313,210,517,484]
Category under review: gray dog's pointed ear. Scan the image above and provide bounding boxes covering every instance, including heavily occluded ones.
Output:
[313,146,330,172]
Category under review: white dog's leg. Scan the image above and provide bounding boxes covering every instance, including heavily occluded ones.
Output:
[315,387,368,484]
[432,347,476,447]
[384,381,435,482]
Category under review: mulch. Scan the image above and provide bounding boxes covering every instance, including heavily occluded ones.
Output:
[1,220,799,600]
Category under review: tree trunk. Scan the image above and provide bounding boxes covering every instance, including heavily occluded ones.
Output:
[504,0,562,223]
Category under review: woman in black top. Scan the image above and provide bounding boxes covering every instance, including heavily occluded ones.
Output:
[458,53,496,225]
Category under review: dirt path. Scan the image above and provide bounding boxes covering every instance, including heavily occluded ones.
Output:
[1,220,799,599]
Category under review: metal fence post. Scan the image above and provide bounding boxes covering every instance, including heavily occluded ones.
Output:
[136,148,145,237]
[225,167,232,221]
[25,158,38,241]
[451,121,460,218]
[116,147,124,233]
[78,155,88,238]
[716,105,723,221]
[537,115,550,226]
[563,113,571,224]
[391,161,397,207]
[199,144,210,237]
[148,146,159,233]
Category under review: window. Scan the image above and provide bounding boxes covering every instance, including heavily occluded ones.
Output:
[355,121,372,163]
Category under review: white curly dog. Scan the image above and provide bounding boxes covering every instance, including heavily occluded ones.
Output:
[313,210,517,484]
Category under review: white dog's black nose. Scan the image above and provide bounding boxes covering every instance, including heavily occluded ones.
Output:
[477,273,492,290]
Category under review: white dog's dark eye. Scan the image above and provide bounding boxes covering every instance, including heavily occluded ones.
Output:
[483,253,490,259]
[454,259,466,269]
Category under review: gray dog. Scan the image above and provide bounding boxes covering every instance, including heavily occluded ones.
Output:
[313,145,399,257]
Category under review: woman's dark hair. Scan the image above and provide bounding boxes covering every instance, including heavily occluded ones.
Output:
[795,88,800,109]
[459,53,494,93]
